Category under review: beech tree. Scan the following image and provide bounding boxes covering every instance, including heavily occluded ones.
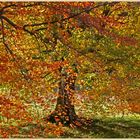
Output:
[0,2,140,127]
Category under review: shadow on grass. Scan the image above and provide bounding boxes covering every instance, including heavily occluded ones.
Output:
[81,120,140,138]
[3,117,139,138]
[70,118,140,138]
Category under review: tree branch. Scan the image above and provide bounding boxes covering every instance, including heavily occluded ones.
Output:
[1,18,14,55]
[0,4,16,13]
[23,2,112,32]
[1,18,31,81]
[1,15,18,29]
[0,3,46,13]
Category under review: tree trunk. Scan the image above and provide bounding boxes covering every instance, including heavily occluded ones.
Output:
[47,67,80,126]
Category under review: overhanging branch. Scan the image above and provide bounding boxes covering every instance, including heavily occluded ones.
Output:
[23,2,113,32]
[1,18,14,55]
[1,15,18,29]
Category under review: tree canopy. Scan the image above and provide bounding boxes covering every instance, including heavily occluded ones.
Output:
[0,2,140,137]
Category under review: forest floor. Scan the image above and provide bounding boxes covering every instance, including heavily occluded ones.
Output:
[1,116,140,138]
[62,117,140,138]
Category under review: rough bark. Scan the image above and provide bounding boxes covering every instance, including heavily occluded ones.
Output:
[47,67,81,126]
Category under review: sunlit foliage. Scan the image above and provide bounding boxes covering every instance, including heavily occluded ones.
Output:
[0,2,140,138]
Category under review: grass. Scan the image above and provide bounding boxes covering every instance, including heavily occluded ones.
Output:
[1,115,140,138]
[1,113,140,138]
[61,116,140,138]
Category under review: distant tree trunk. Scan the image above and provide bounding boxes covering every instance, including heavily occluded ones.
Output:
[47,67,80,126]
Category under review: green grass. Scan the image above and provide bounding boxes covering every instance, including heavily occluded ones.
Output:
[1,114,140,138]
[61,116,140,138]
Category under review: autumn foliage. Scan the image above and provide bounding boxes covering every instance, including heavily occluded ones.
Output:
[0,2,140,138]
